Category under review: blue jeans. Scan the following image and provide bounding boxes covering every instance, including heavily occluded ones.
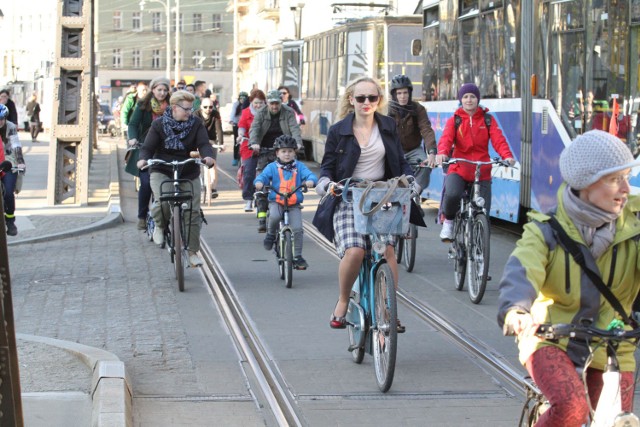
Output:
[2,171,17,222]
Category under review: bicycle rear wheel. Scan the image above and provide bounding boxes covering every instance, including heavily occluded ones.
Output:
[372,263,397,392]
[283,230,293,288]
[467,213,490,304]
[453,215,466,291]
[172,206,185,292]
[402,224,417,272]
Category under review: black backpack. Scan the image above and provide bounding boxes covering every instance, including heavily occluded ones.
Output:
[449,113,492,158]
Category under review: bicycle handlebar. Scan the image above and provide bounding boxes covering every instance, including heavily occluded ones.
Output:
[535,322,640,342]
[443,157,512,168]
[255,183,308,199]
[141,157,202,170]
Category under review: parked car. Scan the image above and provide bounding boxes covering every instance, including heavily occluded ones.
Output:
[97,103,118,137]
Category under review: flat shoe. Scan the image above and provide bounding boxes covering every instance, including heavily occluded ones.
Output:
[397,318,406,334]
[330,315,347,329]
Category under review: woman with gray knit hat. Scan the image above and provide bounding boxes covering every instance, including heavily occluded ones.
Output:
[128,76,171,230]
[497,130,640,426]
[435,83,515,241]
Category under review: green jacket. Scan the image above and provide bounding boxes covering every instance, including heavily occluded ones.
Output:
[120,92,138,126]
[249,104,302,149]
[127,105,154,143]
[498,184,640,371]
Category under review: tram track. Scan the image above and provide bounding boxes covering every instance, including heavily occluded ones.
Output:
[197,239,304,427]
[302,220,541,399]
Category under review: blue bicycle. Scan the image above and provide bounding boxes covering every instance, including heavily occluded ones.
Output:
[331,178,411,392]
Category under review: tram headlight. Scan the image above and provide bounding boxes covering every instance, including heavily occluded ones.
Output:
[474,196,485,208]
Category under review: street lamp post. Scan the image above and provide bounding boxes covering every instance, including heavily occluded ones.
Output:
[290,2,305,40]
[140,0,171,80]
[174,0,180,83]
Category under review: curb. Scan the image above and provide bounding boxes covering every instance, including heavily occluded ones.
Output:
[8,141,124,247]
[17,334,132,427]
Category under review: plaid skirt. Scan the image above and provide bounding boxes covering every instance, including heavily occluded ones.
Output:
[333,199,395,259]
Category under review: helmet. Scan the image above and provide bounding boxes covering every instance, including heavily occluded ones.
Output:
[239,91,249,98]
[273,134,298,150]
[390,75,413,91]
[0,104,8,119]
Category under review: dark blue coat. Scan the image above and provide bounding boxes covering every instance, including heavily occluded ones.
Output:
[313,112,425,241]
[319,112,412,182]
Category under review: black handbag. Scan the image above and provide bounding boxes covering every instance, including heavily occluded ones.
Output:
[312,194,340,242]
[548,216,637,327]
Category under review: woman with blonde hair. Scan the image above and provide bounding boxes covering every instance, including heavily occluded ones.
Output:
[313,76,424,332]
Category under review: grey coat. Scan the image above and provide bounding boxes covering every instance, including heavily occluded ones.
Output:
[248,104,302,149]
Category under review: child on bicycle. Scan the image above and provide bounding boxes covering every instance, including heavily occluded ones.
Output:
[254,135,317,270]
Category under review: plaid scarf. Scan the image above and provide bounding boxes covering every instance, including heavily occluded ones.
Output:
[162,108,196,151]
[277,159,297,171]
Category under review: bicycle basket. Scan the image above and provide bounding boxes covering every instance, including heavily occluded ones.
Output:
[351,179,411,236]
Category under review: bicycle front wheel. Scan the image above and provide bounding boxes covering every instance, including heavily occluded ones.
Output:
[453,215,466,291]
[283,230,293,288]
[467,213,490,304]
[372,263,397,393]
[402,224,417,272]
[172,206,185,292]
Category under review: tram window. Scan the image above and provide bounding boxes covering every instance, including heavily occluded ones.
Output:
[551,0,585,31]
[459,17,481,84]
[424,5,439,28]
[633,0,640,24]
[480,0,503,10]
[460,0,480,17]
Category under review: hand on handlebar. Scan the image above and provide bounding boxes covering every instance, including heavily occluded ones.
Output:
[504,157,516,167]
[137,159,148,170]
[423,153,437,169]
[435,154,448,166]
[503,309,536,337]
[305,180,315,189]
[255,182,264,191]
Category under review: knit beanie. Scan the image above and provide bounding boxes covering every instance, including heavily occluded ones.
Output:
[149,76,171,90]
[559,130,640,190]
[457,83,481,103]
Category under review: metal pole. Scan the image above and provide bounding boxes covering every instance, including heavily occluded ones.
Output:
[165,0,170,80]
[174,0,180,84]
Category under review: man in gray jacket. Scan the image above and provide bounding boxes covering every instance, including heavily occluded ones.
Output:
[248,89,303,232]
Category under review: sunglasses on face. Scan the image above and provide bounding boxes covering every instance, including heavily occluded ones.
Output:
[279,91,288,95]
[202,106,213,109]
[354,95,380,103]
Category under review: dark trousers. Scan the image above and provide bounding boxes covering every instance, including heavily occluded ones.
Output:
[2,171,17,222]
[441,173,491,220]
[241,156,257,201]
[137,169,152,219]
[232,125,240,161]
[30,121,41,140]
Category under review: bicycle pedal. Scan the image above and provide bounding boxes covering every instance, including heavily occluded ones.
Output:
[487,275,492,281]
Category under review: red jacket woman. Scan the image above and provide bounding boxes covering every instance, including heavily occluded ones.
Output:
[435,83,515,241]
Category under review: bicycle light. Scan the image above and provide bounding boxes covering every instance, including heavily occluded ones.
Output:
[474,196,485,208]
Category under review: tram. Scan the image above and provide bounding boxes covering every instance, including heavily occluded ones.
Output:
[248,15,422,162]
[416,1,640,223]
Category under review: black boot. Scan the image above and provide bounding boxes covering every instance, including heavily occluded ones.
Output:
[6,220,17,236]
[258,218,267,233]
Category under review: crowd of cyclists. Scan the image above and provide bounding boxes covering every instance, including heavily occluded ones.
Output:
[98,73,640,424]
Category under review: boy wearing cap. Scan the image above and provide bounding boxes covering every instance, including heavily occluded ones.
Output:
[435,83,515,241]
[248,89,303,232]
[497,130,640,426]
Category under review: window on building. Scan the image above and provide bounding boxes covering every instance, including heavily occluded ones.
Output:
[173,13,183,33]
[152,49,161,69]
[113,11,123,30]
[193,50,204,69]
[211,50,222,70]
[173,50,183,68]
[133,49,142,69]
[152,12,162,32]
[193,13,202,32]
[133,12,142,31]
[113,49,123,68]
[212,13,221,30]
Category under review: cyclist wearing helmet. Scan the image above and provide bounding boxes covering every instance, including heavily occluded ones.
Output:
[0,104,25,236]
[249,89,303,232]
[387,74,436,198]
[229,91,249,166]
[254,134,317,270]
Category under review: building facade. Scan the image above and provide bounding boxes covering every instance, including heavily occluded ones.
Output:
[95,0,234,107]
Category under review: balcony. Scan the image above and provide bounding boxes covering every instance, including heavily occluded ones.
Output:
[257,0,280,21]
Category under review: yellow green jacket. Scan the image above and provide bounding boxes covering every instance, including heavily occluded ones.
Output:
[497,185,640,371]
